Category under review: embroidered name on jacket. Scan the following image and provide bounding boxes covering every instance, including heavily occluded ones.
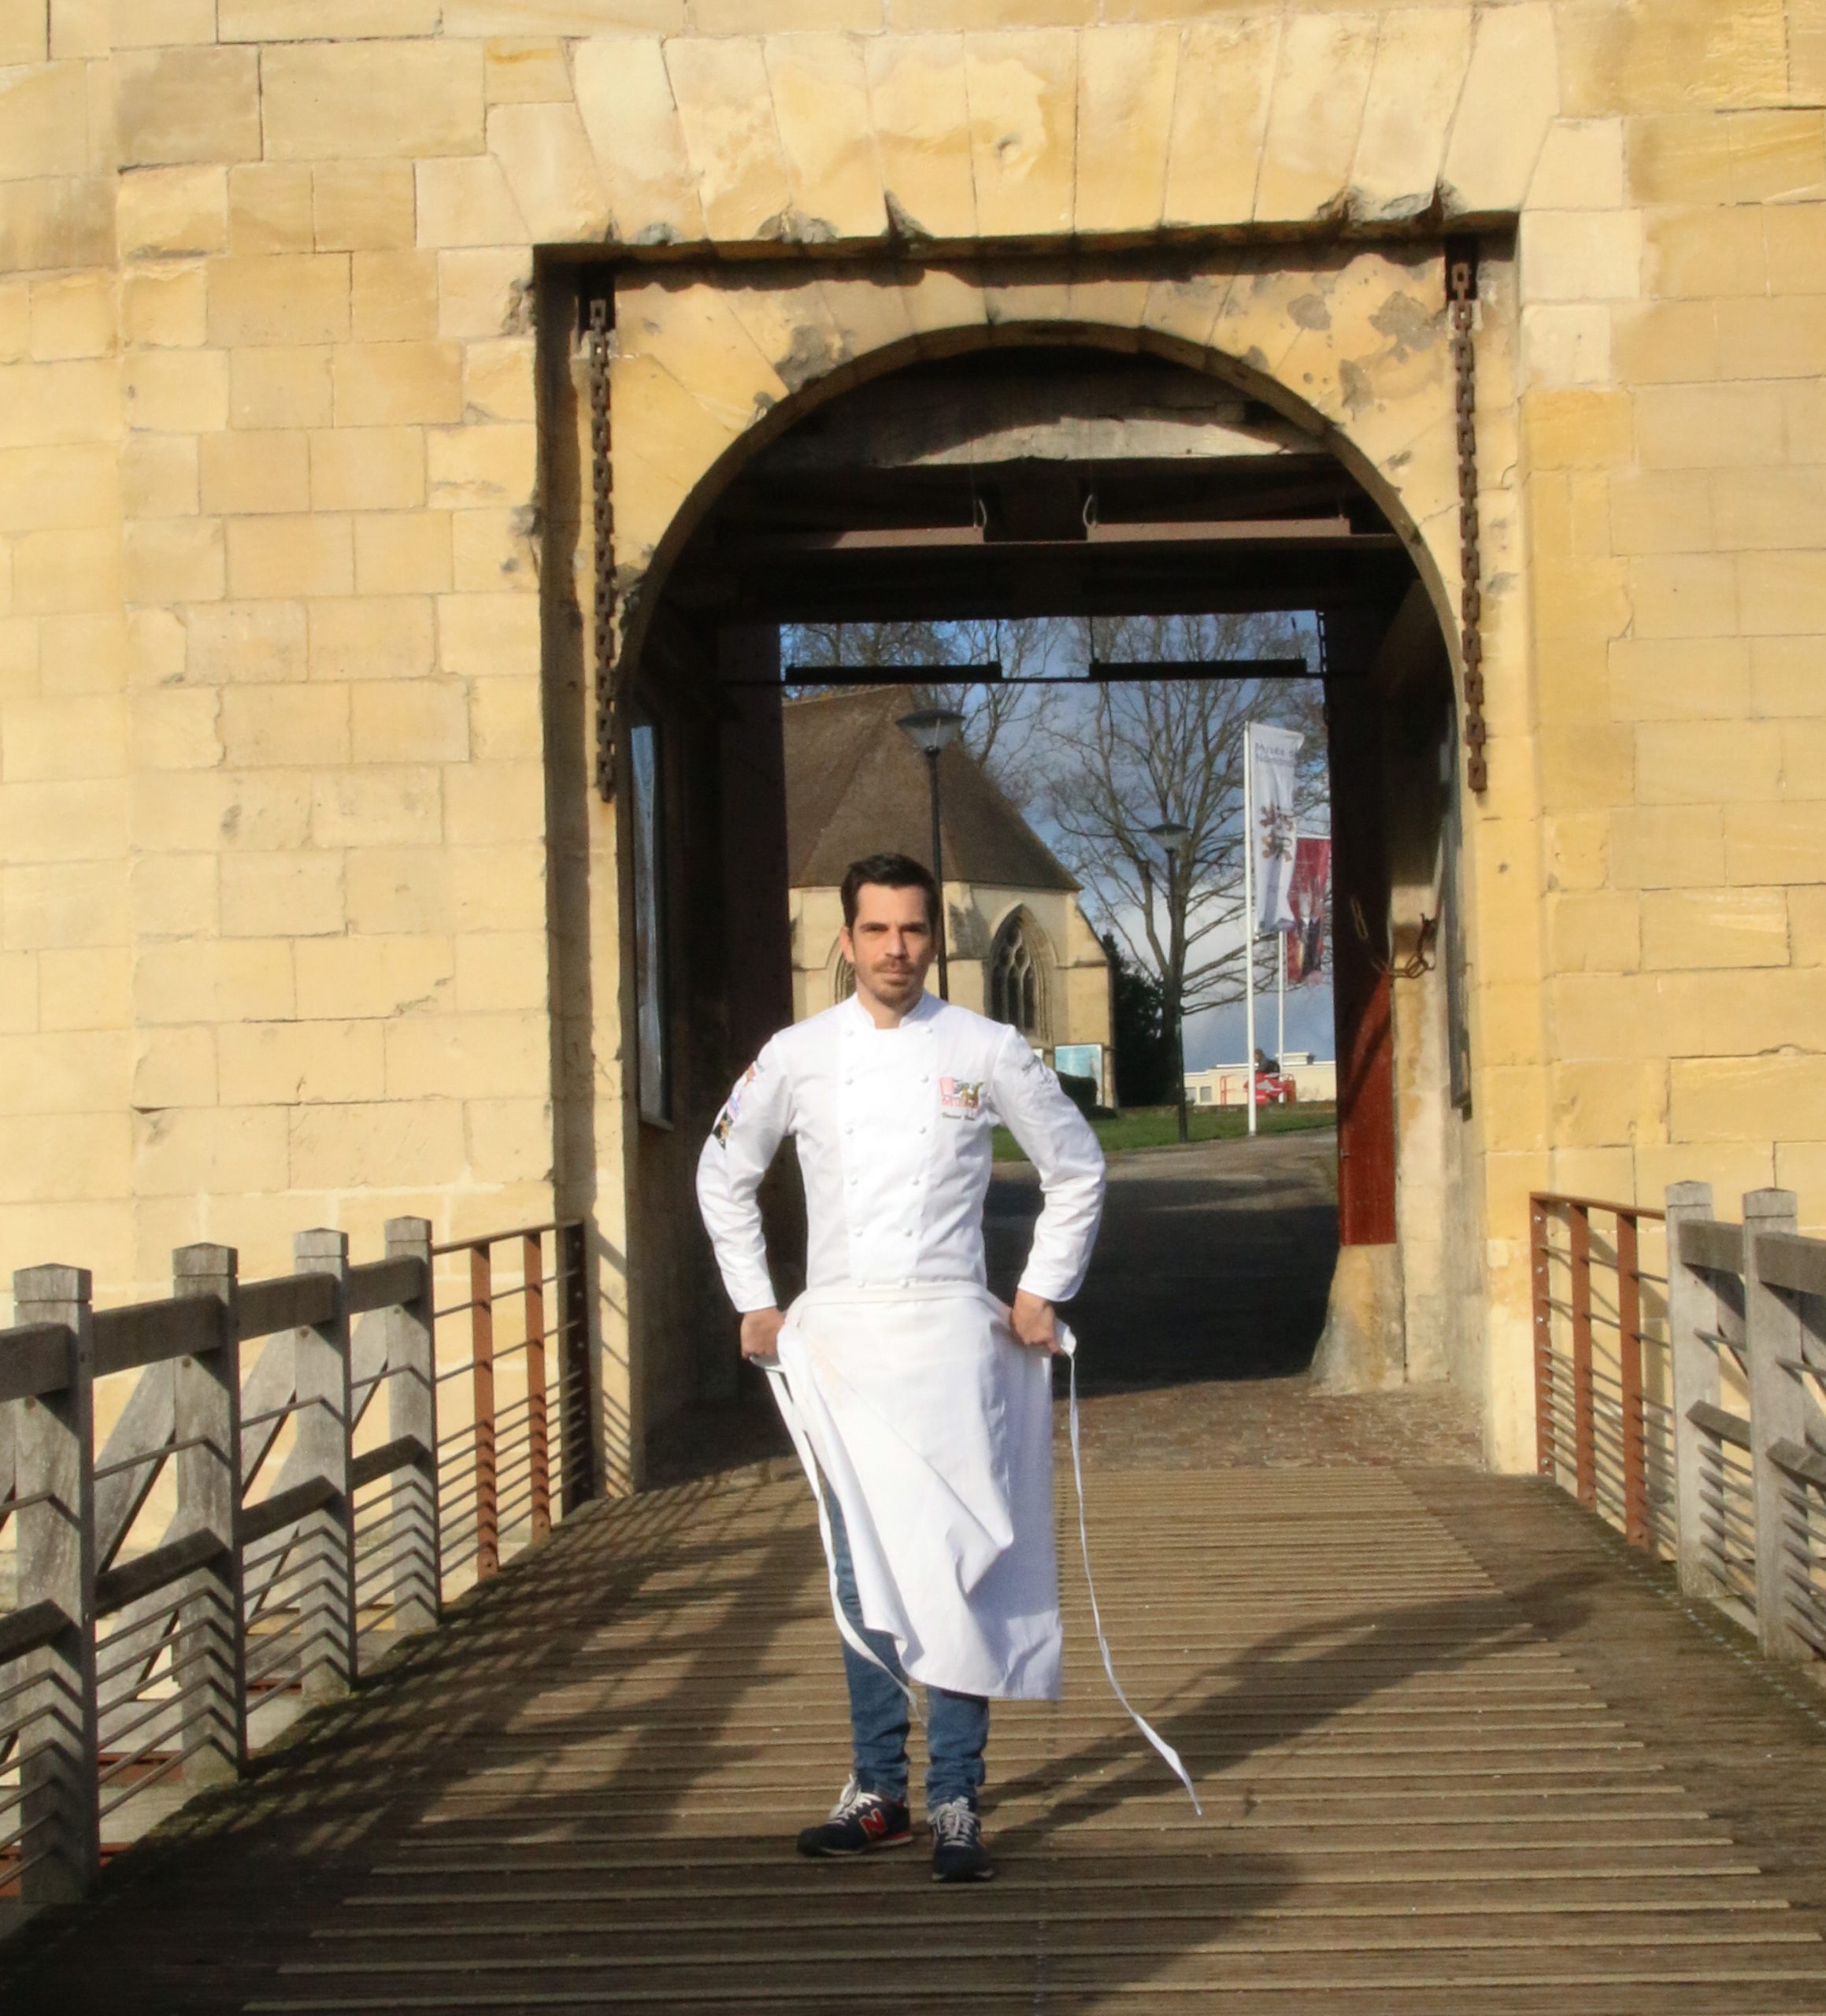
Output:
[939,1077,984,1119]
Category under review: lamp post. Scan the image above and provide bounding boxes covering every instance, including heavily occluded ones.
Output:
[1146,818,1192,1143]
[896,706,965,999]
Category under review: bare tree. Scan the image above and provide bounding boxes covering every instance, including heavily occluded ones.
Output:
[781,617,1061,807]
[1035,613,1327,1041]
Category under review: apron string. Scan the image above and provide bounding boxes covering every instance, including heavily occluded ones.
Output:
[765,1352,923,1725]
[1058,1324,1202,1814]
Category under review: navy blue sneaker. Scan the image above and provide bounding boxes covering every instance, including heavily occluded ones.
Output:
[797,1775,913,1858]
[929,1796,994,1882]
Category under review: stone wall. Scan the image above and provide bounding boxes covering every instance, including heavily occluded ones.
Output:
[1,1,1822,1477]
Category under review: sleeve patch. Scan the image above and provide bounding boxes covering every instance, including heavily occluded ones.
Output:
[711,1060,762,1148]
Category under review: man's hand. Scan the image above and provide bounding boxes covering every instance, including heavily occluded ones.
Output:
[1010,1290,1061,1354]
[740,1306,785,1362]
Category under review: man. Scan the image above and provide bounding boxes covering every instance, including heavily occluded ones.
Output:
[697,851,1106,1883]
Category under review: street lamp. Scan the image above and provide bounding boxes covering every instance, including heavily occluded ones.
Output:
[1146,819,1192,1143]
[897,706,965,999]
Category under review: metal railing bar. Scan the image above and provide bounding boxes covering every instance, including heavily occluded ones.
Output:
[97,1744,187,1821]
[431,1221,568,1257]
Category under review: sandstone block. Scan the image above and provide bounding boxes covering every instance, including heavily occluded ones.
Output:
[1629,554,1739,640]
[1725,802,1826,887]
[228,163,315,258]
[131,769,311,852]
[1607,471,1713,557]
[217,0,441,35]
[386,1010,547,1101]
[1672,1055,1826,1146]
[129,686,223,771]
[135,938,294,1025]
[0,947,33,1033]
[135,1106,290,1199]
[437,589,537,676]
[1637,720,1781,804]
[1782,721,1826,799]
[1795,888,1826,967]
[435,248,532,340]
[128,608,190,688]
[219,850,343,938]
[3,857,124,948]
[415,157,529,251]
[1728,109,1826,204]
[287,1098,465,1191]
[0,176,115,276]
[116,48,260,171]
[426,422,535,509]
[220,1020,385,1106]
[1625,113,1734,206]
[306,595,434,681]
[40,610,126,695]
[1520,302,1614,391]
[1520,209,1643,306]
[332,341,463,426]
[452,508,536,593]
[1739,550,1826,636]
[1718,297,1826,382]
[0,1114,129,1202]
[1346,10,1468,225]
[442,760,543,844]
[466,678,541,762]
[0,443,116,533]
[208,254,351,348]
[199,429,311,516]
[464,1097,554,1185]
[109,0,217,46]
[443,0,680,24]
[117,165,228,260]
[1608,637,1748,721]
[313,161,417,254]
[1752,637,1826,717]
[461,336,535,424]
[484,39,572,106]
[293,932,453,1020]
[124,350,227,438]
[1646,207,1765,299]
[131,1027,217,1111]
[263,43,486,163]
[308,766,442,848]
[1713,465,1826,552]
[120,520,219,606]
[0,0,47,61]
[1,692,124,780]
[665,35,792,243]
[963,29,1077,240]
[0,61,87,182]
[230,345,333,430]
[1255,13,1374,225]
[185,600,307,684]
[225,513,354,599]
[858,31,973,244]
[764,32,887,243]
[454,930,548,1014]
[1764,206,1826,294]
[123,264,207,350]
[488,102,610,243]
[121,435,199,518]
[354,510,453,594]
[1536,724,1634,812]
[309,426,425,512]
[220,683,350,769]
[1550,1060,1668,1151]
[1478,1065,1550,1155]
[1521,389,1632,472]
[0,360,117,449]
[1635,385,1785,470]
[1529,119,1626,211]
[1547,891,1639,974]
[28,272,112,361]
[35,950,128,1034]
[351,251,439,345]
[351,678,469,764]
[1441,4,1559,219]
[1561,0,1787,118]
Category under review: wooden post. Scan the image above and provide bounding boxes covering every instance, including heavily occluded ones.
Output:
[1743,1188,1809,1663]
[10,1265,99,1903]
[524,1231,550,1544]
[1667,1181,1721,1602]
[383,1218,439,1636]
[292,1229,356,1698]
[557,1221,594,1514]
[471,1242,498,1581]
[1616,1211,1649,1552]
[1530,1199,1557,1479]
[1569,1203,1597,1510]
[170,1243,246,1788]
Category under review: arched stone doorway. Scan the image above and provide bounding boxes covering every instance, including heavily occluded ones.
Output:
[541,248,1509,1485]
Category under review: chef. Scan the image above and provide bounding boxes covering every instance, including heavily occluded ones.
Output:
[697,850,1106,1883]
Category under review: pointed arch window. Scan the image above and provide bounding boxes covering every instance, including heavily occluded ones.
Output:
[833,954,856,1003]
[991,912,1045,1041]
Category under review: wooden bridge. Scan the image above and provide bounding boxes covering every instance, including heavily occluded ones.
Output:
[6,1188,1826,2010]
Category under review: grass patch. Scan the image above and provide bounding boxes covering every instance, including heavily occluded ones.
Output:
[993,1102,1338,1162]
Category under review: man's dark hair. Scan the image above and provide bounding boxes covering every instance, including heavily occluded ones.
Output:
[841,852,939,932]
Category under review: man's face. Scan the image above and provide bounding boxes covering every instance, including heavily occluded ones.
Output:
[840,882,935,1011]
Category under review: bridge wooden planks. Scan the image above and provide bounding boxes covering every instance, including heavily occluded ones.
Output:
[5,1458,1826,2013]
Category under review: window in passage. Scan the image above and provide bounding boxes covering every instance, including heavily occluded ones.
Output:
[630,710,670,1123]
[990,912,1044,1040]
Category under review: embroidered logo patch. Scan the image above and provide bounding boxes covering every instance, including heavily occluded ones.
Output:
[939,1077,983,1119]
[712,1062,760,1148]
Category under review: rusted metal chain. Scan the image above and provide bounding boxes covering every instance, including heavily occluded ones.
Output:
[1448,249,1487,793]
[587,298,617,800]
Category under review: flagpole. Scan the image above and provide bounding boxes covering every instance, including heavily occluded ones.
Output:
[1277,913,1286,1063]
[1243,725,1257,1140]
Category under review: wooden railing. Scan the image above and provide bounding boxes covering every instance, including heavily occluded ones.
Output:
[0,1217,591,1906]
[1535,1182,1826,1669]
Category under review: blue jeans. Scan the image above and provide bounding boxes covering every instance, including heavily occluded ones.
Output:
[826,1484,989,1810]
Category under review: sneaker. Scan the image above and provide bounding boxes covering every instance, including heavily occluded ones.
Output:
[796,1774,913,1858]
[928,1796,994,1883]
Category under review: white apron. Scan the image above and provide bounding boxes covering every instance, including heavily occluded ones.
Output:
[768,1284,1199,1807]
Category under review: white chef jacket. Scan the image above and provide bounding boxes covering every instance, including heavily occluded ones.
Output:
[695,990,1106,1314]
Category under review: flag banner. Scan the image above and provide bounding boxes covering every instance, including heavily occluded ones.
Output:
[1287,835,1332,984]
[1250,724,1304,932]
